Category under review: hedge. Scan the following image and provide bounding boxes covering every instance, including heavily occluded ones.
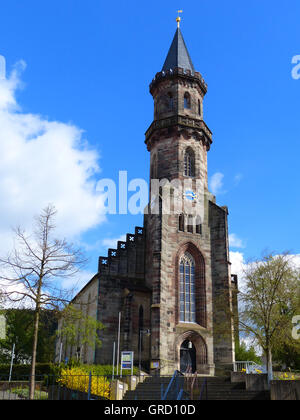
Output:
[0,363,54,379]
[0,362,139,380]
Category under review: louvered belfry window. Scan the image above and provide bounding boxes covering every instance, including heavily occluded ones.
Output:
[179,253,196,323]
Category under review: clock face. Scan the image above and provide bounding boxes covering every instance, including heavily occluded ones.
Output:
[184,190,197,201]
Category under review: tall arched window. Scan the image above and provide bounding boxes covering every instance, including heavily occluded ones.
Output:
[151,155,157,179]
[179,253,196,323]
[179,214,184,232]
[167,92,174,110]
[198,99,201,116]
[184,148,195,177]
[184,92,191,109]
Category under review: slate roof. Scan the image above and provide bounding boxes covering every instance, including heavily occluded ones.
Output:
[162,28,195,73]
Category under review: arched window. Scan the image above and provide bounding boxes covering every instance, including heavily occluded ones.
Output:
[184,92,191,109]
[195,215,202,234]
[179,214,184,232]
[187,215,194,233]
[179,253,196,323]
[198,100,201,116]
[167,92,174,110]
[184,148,195,177]
[151,155,157,179]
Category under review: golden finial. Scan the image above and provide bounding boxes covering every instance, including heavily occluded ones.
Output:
[176,10,183,28]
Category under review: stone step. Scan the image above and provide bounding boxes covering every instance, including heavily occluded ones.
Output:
[122,376,270,401]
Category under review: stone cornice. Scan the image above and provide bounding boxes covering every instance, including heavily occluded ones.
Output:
[150,67,207,96]
[145,115,213,151]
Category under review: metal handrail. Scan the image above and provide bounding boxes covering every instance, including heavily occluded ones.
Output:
[199,378,207,400]
[234,361,267,374]
[161,370,184,400]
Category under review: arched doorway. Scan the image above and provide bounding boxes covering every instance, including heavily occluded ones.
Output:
[176,331,208,374]
[180,339,196,373]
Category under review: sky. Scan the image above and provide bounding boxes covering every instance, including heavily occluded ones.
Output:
[0,0,300,293]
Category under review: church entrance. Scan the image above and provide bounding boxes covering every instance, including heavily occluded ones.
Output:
[180,340,196,373]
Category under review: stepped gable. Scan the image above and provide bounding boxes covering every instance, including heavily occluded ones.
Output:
[98,226,146,280]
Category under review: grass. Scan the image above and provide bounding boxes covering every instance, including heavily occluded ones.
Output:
[11,386,48,400]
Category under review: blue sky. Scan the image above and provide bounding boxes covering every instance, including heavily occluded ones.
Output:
[0,0,300,286]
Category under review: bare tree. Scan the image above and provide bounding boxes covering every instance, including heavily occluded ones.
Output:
[0,204,86,399]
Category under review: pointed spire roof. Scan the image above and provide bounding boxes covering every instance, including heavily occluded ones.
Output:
[162,28,195,73]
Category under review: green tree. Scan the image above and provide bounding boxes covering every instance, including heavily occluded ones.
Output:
[235,341,261,365]
[239,252,300,381]
[56,304,104,363]
[0,309,57,364]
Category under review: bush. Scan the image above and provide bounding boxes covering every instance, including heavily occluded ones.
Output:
[74,364,139,376]
[57,366,110,399]
[0,361,139,381]
[0,363,54,379]
[235,342,261,365]
[54,361,139,377]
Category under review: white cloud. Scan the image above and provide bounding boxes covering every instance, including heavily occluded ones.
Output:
[209,172,225,195]
[230,251,300,293]
[0,61,106,259]
[229,233,245,249]
[230,251,247,290]
[60,270,96,294]
[101,234,127,249]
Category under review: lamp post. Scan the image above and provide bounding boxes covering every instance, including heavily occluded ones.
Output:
[139,329,150,374]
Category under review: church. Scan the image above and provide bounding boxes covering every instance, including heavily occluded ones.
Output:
[60,20,238,376]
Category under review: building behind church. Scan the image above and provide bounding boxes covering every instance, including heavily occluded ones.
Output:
[56,24,238,376]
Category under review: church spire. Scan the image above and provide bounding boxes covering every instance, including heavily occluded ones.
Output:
[162,24,195,73]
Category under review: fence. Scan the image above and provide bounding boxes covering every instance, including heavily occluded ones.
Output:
[233,361,267,374]
[0,373,113,400]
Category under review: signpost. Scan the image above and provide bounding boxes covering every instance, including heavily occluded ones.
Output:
[8,343,15,382]
[120,351,134,377]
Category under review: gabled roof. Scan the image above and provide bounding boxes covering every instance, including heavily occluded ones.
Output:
[162,28,195,73]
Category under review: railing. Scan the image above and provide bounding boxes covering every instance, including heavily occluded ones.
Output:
[161,370,185,400]
[184,369,207,400]
[234,361,267,374]
[199,378,207,400]
[0,373,111,400]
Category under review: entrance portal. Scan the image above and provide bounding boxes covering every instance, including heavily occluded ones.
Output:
[180,339,196,373]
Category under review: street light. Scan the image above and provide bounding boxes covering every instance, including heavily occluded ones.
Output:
[139,329,151,374]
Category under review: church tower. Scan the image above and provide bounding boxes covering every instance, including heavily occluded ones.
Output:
[61,19,237,377]
[144,23,236,375]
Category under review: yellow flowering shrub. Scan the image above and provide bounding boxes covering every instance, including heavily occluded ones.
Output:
[57,366,110,399]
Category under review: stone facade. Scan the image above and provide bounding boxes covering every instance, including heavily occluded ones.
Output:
[59,27,238,375]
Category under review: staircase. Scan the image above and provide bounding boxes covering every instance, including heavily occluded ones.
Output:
[202,377,270,400]
[123,376,270,401]
[123,376,186,400]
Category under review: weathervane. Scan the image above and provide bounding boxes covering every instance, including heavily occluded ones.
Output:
[176,10,183,28]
